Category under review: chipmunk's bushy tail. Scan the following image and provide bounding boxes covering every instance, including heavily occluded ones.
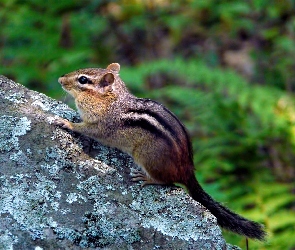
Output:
[185,174,266,240]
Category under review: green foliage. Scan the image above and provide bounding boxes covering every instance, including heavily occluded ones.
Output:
[0,0,108,97]
[1,1,295,249]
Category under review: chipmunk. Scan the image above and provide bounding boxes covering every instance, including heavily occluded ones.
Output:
[54,63,266,240]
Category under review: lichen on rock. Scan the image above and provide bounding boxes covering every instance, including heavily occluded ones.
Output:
[0,75,240,249]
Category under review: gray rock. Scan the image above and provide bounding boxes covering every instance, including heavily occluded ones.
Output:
[0,75,240,250]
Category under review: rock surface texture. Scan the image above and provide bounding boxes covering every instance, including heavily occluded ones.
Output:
[0,75,240,250]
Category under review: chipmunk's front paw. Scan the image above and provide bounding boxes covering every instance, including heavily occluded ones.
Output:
[53,118,73,130]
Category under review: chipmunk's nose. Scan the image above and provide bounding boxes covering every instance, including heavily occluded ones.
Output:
[58,76,65,84]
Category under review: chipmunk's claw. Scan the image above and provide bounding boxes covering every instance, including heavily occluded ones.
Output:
[53,118,73,130]
[131,170,164,187]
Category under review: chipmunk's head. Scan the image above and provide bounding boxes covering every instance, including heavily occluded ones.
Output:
[58,63,125,99]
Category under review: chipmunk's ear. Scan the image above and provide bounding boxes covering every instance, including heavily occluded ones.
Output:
[106,63,120,73]
[100,73,115,87]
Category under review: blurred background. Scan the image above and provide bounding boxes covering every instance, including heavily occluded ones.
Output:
[1,0,295,249]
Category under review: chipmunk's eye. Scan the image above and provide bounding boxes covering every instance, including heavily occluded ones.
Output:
[78,76,89,84]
